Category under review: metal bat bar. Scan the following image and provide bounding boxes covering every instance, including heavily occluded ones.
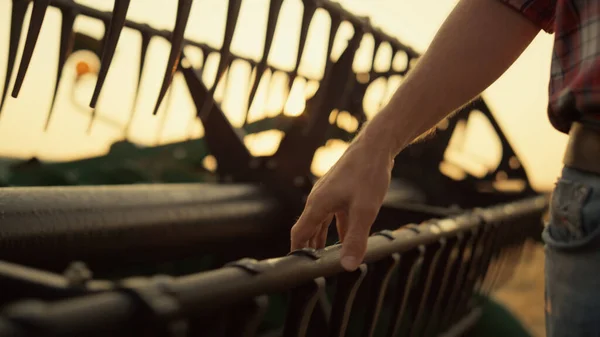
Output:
[152,0,192,116]
[0,183,283,270]
[44,6,77,131]
[0,195,546,337]
[0,0,28,116]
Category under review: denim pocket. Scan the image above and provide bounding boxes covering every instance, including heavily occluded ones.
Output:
[543,177,600,251]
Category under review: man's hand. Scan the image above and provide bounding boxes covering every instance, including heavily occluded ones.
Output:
[290,0,541,272]
[290,138,394,271]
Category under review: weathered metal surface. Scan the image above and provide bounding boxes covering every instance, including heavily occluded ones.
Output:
[0,183,284,271]
[0,1,549,336]
[0,195,547,337]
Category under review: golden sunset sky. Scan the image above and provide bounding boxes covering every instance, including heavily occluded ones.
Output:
[0,0,566,191]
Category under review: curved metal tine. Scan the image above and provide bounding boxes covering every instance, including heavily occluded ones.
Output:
[448,228,488,325]
[44,7,77,131]
[361,253,400,337]
[198,0,242,119]
[476,225,501,297]
[184,48,209,140]
[1,0,29,115]
[124,30,152,140]
[11,0,51,99]
[386,246,424,337]
[439,228,479,331]
[328,264,368,337]
[243,0,285,124]
[485,224,510,293]
[225,295,269,337]
[274,0,317,125]
[152,0,192,115]
[283,277,326,337]
[89,0,131,109]
[155,81,175,145]
[322,11,343,79]
[407,238,446,337]
[294,0,317,76]
[370,37,382,74]
[425,235,464,336]
[214,0,242,89]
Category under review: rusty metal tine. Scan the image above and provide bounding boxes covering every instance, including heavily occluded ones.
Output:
[89,0,130,109]
[0,0,29,115]
[201,0,242,121]
[243,0,285,124]
[44,7,77,131]
[279,0,317,116]
[124,30,152,139]
[155,82,175,145]
[361,253,400,337]
[328,264,368,337]
[213,0,242,91]
[152,0,192,115]
[322,13,342,77]
[86,109,95,134]
[226,295,269,337]
[386,248,424,337]
[243,66,265,125]
[407,239,445,337]
[425,235,463,336]
[295,0,317,74]
[371,37,382,72]
[282,277,326,337]
[261,0,284,67]
[11,0,51,98]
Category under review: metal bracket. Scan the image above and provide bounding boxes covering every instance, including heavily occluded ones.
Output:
[287,247,321,260]
[225,258,272,275]
[118,276,188,337]
[373,229,396,241]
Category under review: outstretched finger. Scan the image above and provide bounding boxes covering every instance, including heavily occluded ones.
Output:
[291,202,331,251]
[315,214,333,249]
[335,211,349,243]
[339,205,378,271]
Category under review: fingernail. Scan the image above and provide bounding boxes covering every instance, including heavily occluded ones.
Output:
[341,256,358,271]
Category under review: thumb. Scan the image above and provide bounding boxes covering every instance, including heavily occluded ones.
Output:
[340,205,378,271]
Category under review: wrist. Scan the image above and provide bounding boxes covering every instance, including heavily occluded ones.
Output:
[356,107,416,159]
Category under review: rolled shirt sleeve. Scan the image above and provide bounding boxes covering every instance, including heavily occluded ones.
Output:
[497,0,556,33]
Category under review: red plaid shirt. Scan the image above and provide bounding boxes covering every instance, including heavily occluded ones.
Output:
[499,0,600,133]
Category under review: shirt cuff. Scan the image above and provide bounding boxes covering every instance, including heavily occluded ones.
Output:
[497,0,555,34]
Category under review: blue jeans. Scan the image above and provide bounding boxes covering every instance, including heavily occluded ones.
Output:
[543,166,600,337]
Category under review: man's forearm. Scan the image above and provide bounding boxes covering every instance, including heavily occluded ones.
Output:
[358,0,541,158]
